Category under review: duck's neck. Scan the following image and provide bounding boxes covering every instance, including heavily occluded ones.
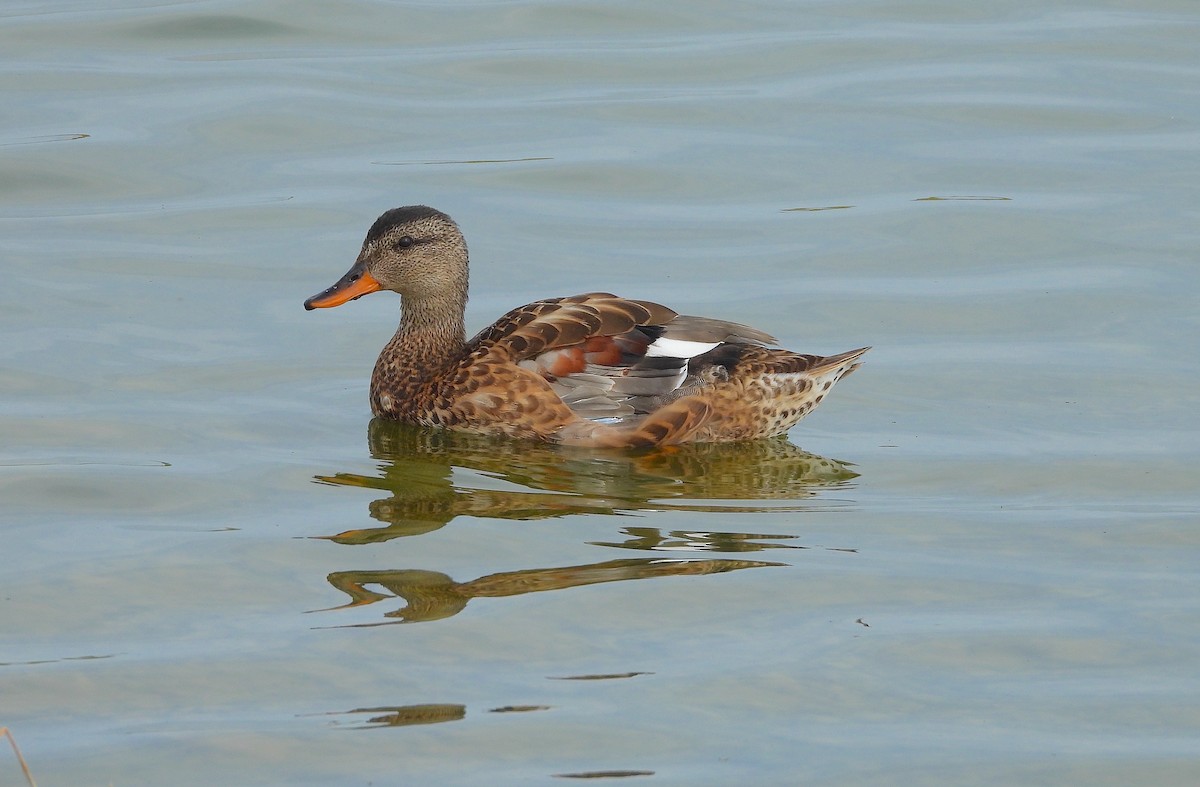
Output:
[370,290,468,419]
[389,289,468,368]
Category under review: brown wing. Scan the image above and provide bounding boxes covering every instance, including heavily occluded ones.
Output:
[467,293,678,362]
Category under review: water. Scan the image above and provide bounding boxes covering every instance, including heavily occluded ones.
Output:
[3,1,1199,784]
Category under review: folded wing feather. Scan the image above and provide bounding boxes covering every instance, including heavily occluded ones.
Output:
[482,295,777,422]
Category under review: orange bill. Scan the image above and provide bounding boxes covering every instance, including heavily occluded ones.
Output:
[304,261,382,310]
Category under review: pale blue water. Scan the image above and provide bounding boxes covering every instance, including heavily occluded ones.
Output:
[2,1,1199,784]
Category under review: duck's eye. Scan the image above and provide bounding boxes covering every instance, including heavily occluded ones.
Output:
[394,235,415,250]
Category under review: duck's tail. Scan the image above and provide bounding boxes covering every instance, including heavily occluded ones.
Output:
[808,345,870,381]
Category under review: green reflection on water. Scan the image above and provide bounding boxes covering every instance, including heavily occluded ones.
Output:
[308,421,860,625]
[314,420,860,544]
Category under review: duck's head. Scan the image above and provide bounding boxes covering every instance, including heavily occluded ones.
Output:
[304,205,468,310]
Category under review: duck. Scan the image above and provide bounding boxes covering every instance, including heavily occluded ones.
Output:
[304,206,868,448]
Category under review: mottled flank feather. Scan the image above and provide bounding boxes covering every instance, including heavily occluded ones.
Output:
[305,206,868,447]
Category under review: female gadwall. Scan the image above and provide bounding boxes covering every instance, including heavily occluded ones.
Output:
[305,206,867,448]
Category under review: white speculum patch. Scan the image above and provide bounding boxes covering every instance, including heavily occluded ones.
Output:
[643,338,720,358]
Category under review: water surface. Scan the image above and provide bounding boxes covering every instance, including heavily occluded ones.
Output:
[2,1,1199,784]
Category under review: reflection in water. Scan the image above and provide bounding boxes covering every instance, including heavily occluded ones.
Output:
[555,771,656,779]
[310,421,860,625]
[591,526,803,553]
[314,703,467,729]
[550,672,652,681]
[311,701,564,732]
[489,705,551,713]
[315,557,783,625]
[312,702,552,729]
[315,420,859,544]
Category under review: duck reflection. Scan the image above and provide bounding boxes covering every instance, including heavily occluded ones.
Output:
[311,420,860,625]
[591,526,803,553]
[315,703,467,728]
[315,557,784,626]
[315,419,859,544]
[313,701,552,729]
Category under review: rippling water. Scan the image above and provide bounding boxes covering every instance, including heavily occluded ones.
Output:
[3,1,1199,784]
